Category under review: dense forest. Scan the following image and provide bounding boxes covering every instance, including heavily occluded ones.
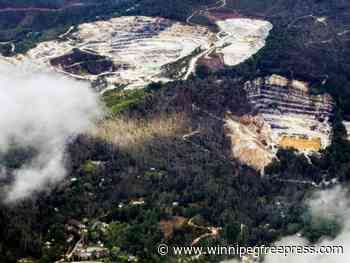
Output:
[0,0,118,9]
[0,76,347,262]
[0,0,65,8]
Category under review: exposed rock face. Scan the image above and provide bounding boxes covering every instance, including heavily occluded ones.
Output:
[224,115,274,171]
[4,16,273,91]
[215,18,273,66]
[343,121,350,140]
[244,75,334,152]
[225,75,334,171]
[14,16,212,90]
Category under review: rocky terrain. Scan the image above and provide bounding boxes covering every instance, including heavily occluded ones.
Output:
[8,16,213,90]
[215,18,272,66]
[343,121,350,141]
[245,75,334,151]
[0,13,334,171]
[225,75,334,171]
[224,115,274,171]
[2,15,273,91]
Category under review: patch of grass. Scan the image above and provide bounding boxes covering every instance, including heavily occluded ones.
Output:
[102,89,147,115]
[81,160,98,174]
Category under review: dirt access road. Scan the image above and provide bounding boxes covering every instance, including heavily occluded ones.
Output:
[183,0,226,80]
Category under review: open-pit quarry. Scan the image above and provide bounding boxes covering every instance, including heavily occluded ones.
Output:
[2,16,272,91]
[225,75,334,171]
[0,13,335,172]
[12,16,213,90]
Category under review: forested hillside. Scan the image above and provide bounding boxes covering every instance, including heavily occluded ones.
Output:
[0,0,64,8]
[0,78,322,262]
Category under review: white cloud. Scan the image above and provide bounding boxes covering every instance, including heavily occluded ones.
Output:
[0,61,102,202]
[265,186,350,263]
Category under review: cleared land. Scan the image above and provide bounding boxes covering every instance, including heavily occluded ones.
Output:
[3,16,273,91]
[245,75,334,152]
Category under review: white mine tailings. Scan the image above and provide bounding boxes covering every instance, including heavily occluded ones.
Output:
[0,14,335,172]
[3,16,273,91]
[215,19,273,66]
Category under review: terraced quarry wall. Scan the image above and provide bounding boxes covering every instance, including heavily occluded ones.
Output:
[3,16,273,91]
[225,75,334,171]
[11,16,212,90]
[244,75,334,152]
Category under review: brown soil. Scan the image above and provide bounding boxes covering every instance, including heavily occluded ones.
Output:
[206,10,243,21]
[279,136,322,151]
[198,52,225,71]
[160,216,187,240]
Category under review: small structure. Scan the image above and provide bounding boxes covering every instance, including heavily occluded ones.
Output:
[72,246,109,261]
[130,198,145,206]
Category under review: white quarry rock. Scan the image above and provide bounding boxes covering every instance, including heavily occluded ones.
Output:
[225,75,334,171]
[343,121,350,140]
[262,113,332,149]
[2,16,273,91]
[245,75,334,153]
[215,18,273,66]
[12,16,213,90]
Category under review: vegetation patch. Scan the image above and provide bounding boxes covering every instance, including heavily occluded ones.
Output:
[102,89,148,116]
[81,160,98,174]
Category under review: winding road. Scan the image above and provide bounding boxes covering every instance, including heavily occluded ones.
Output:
[188,217,221,246]
[186,0,227,25]
[183,0,227,80]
